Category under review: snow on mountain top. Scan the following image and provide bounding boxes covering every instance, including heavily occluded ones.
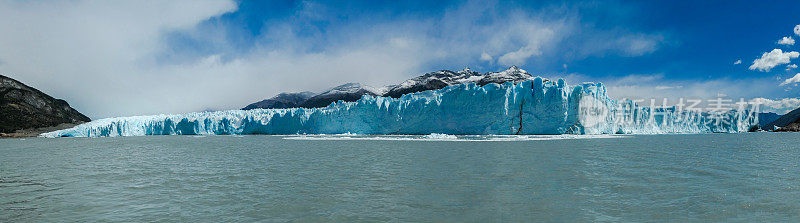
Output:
[383,66,539,98]
[245,66,548,108]
[477,65,539,86]
[491,65,526,76]
[298,82,387,108]
[318,83,384,96]
[410,66,534,86]
[277,91,316,98]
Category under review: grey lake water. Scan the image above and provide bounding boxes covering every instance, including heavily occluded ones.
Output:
[2,133,800,222]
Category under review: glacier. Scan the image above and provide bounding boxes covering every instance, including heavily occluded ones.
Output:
[42,78,758,137]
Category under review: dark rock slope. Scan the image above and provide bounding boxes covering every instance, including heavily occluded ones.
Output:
[0,74,90,133]
[757,112,780,129]
[299,83,381,108]
[382,68,483,98]
[242,91,315,110]
[767,107,800,131]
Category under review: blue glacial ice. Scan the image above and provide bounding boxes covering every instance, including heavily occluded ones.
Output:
[42,78,758,137]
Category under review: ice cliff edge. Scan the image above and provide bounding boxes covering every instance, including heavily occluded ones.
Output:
[42,77,758,137]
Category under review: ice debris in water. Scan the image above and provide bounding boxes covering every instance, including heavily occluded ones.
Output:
[424,133,458,139]
[42,78,759,137]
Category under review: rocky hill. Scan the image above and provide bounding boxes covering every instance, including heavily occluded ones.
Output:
[767,107,800,132]
[0,74,90,135]
[242,92,315,110]
[299,83,383,108]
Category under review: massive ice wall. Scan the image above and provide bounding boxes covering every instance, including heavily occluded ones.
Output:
[42,78,758,137]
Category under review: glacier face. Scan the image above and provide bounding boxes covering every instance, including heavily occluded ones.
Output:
[42,78,758,137]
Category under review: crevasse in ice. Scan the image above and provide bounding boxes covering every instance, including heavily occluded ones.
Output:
[42,78,758,137]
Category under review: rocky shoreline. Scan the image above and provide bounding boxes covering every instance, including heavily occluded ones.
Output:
[0,123,80,138]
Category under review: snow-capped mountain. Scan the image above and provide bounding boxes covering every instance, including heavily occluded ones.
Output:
[476,66,540,86]
[384,66,535,98]
[299,83,383,108]
[383,68,482,98]
[244,66,539,109]
[242,92,315,110]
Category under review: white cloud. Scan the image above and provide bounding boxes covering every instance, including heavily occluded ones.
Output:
[0,0,670,118]
[788,64,798,70]
[494,20,559,66]
[617,34,664,56]
[734,59,742,65]
[795,24,800,36]
[498,45,544,66]
[575,32,664,58]
[480,52,493,61]
[655,85,682,90]
[0,0,237,118]
[780,73,800,86]
[778,36,795,45]
[751,97,800,114]
[0,0,565,117]
[749,49,799,72]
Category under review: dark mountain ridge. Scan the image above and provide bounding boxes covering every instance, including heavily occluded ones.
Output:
[242,91,315,110]
[757,112,780,129]
[244,66,537,110]
[0,74,90,134]
[766,107,800,131]
[299,83,382,108]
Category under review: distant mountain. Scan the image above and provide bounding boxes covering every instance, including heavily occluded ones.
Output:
[383,68,483,98]
[299,83,383,108]
[767,107,800,131]
[0,74,90,134]
[242,91,315,110]
[384,66,534,98]
[243,66,538,109]
[757,112,780,129]
[477,65,538,86]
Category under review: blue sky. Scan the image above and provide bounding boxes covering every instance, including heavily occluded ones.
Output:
[162,0,800,78]
[1,0,799,117]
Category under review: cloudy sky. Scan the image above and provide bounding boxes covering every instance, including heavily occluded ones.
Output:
[1,0,800,118]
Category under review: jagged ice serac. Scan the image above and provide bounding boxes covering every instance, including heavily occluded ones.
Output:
[42,78,758,137]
